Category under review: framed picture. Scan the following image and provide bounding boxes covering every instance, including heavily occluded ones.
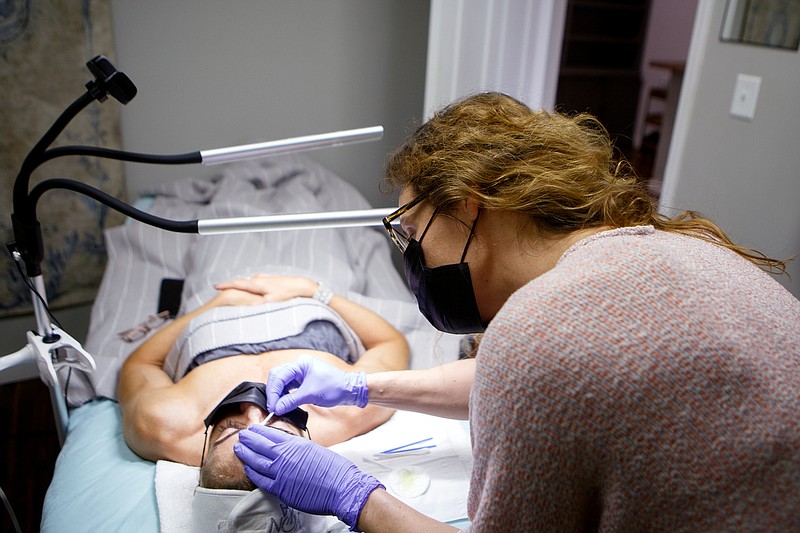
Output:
[721,0,800,50]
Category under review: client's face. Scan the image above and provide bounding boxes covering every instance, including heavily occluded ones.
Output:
[200,402,306,490]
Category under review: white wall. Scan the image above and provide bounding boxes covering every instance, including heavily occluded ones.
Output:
[661,0,800,297]
[424,0,566,117]
[109,0,429,208]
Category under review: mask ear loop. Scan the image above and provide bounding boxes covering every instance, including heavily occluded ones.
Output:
[459,209,481,263]
[417,205,441,245]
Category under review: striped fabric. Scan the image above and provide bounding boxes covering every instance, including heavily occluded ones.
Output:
[163,298,365,381]
[68,155,461,406]
[468,227,800,531]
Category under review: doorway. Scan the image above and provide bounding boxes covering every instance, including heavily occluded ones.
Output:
[554,0,699,197]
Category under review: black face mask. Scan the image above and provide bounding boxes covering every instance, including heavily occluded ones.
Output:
[204,381,308,432]
[402,211,487,335]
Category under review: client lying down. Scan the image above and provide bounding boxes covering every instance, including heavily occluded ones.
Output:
[118,273,409,485]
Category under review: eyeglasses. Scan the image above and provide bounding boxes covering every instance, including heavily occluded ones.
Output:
[382,192,427,252]
[118,310,171,343]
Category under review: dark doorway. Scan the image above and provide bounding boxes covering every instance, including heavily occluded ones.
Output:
[555,0,652,166]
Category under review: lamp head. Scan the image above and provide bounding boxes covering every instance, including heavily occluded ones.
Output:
[85,55,137,105]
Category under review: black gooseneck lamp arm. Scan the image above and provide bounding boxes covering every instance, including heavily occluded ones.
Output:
[10,56,202,347]
[11,56,199,282]
[7,57,204,444]
[6,55,144,444]
[11,56,144,341]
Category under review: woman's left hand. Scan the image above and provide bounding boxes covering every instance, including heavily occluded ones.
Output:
[235,424,383,528]
[215,274,317,302]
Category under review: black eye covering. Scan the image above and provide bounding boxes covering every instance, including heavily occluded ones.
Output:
[204,381,308,432]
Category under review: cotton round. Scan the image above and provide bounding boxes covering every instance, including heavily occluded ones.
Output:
[387,466,431,498]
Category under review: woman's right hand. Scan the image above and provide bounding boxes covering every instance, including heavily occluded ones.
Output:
[267,355,369,415]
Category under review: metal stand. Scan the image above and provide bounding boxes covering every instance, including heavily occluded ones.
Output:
[0,275,96,445]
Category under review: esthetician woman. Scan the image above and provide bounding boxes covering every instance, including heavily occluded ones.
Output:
[231,92,800,532]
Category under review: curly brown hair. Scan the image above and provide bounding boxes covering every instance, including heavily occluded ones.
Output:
[384,92,787,274]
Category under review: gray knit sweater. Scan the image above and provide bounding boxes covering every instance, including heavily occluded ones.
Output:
[468,226,800,531]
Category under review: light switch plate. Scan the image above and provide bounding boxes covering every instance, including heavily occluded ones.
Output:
[730,74,761,121]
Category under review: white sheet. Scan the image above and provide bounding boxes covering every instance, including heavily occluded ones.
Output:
[329,410,473,524]
[156,461,199,533]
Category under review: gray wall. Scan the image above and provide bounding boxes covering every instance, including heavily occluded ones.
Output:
[109,0,430,209]
[661,0,800,297]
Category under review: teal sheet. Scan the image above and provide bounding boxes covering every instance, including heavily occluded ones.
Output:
[41,400,158,532]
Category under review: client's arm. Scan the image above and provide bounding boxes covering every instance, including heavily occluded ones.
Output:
[214,274,409,373]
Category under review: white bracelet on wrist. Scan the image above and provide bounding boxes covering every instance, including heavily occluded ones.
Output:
[313,281,334,305]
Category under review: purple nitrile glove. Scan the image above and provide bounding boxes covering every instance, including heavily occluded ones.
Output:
[266,355,368,415]
[234,424,383,530]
